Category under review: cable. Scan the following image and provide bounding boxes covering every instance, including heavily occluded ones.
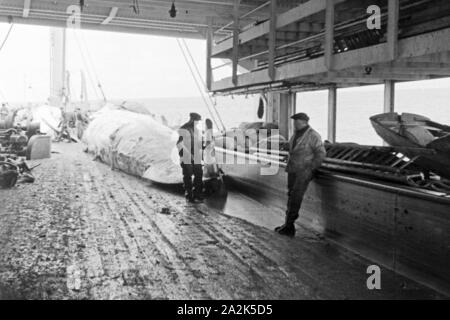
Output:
[79,32,107,101]
[180,39,226,132]
[176,38,221,131]
[71,29,101,101]
[177,38,220,130]
[0,24,14,102]
[0,23,14,53]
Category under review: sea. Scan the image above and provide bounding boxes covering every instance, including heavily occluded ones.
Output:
[13,86,449,147]
[113,86,450,146]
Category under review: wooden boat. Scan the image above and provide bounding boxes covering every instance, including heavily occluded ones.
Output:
[370,112,450,179]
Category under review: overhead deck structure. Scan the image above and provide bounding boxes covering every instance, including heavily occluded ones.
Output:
[2,1,449,90]
[208,0,450,92]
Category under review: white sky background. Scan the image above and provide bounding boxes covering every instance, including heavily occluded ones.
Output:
[0,23,212,102]
[1,22,450,103]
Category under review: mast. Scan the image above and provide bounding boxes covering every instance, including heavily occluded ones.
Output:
[49,27,67,108]
[80,70,88,103]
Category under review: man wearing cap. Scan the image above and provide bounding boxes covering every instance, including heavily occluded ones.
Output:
[176,112,204,203]
[275,112,326,237]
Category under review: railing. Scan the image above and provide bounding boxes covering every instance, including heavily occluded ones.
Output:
[213,1,270,40]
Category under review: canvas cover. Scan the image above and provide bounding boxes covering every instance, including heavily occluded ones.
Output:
[83,104,182,184]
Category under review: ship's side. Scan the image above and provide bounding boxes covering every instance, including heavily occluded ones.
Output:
[216,147,450,296]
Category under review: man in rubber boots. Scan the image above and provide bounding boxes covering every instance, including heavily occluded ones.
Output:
[176,112,204,203]
[275,113,326,237]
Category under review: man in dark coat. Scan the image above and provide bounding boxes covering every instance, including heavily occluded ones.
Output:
[176,112,204,203]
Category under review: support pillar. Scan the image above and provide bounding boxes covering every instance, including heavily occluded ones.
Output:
[232,0,240,86]
[206,17,213,91]
[267,92,296,139]
[387,0,400,60]
[328,86,337,143]
[268,0,277,80]
[49,27,67,107]
[325,0,335,70]
[383,80,396,145]
[384,80,396,113]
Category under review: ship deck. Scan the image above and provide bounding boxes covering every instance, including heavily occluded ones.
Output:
[0,142,445,299]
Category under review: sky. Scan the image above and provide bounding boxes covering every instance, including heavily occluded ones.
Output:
[0,22,450,103]
[0,23,214,102]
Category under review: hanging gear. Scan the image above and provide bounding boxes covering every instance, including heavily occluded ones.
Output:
[257,95,265,119]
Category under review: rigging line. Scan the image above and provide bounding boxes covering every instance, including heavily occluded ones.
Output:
[72,29,101,101]
[0,23,14,53]
[176,38,221,130]
[180,39,225,132]
[0,87,7,100]
[177,38,220,131]
[79,32,107,101]
[180,38,226,132]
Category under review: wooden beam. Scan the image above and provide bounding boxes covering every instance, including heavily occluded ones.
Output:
[212,0,346,56]
[232,0,240,86]
[387,0,400,60]
[268,0,277,81]
[328,86,337,143]
[206,17,213,91]
[325,0,335,70]
[23,0,31,18]
[384,80,395,113]
[0,15,205,39]
[101,7,119,25]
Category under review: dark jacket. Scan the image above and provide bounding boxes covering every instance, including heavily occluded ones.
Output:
[176,121,203,164]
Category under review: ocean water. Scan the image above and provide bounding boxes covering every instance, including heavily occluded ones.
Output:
[119,86,450,146]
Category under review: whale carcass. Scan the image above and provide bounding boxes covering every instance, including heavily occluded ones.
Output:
[83,104,182,184]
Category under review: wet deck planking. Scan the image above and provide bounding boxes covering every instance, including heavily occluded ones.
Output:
[0,143,445,299]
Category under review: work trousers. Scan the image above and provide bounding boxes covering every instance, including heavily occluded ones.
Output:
[181,162,203,197]
[285,169,314,225]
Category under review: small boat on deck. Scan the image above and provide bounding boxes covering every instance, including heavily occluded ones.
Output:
[370,112,450,179]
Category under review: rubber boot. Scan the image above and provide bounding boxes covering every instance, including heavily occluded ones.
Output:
[193,192,204,203]
[185,192,195,203]
[276,223,296,237]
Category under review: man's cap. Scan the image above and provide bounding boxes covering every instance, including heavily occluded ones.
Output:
[291,112,310,121]
[189,112,202,121]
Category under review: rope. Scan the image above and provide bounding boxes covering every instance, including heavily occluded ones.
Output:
[180,38,226,132]
[0,24,14,102]
[176,38,221,131]
[0,23,14,53]
[71,29,101,101]
[79,32,107,101]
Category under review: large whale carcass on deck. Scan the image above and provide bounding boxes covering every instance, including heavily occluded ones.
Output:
[83,104,182,184]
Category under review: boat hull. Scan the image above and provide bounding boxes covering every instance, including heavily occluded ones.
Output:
[370,113,450,179]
